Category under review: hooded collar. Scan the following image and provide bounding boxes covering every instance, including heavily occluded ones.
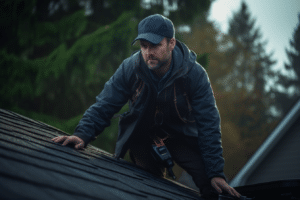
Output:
[135,39,196,88]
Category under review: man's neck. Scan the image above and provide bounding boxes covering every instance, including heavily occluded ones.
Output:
[154,56,172,78]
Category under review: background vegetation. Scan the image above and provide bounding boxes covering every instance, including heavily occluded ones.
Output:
[1,0,299,181]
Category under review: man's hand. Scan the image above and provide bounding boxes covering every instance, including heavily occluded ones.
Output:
[51,135,85,150]
[211,177,241,198]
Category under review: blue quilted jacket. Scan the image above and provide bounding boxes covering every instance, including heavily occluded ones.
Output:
[73,40,225,180]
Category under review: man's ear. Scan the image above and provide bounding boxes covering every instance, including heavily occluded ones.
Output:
[169,38,176,51]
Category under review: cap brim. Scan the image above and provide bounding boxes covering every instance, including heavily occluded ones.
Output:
[131,33,164,46]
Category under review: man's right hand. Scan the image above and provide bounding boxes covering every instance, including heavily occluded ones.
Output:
[51,135,85,150]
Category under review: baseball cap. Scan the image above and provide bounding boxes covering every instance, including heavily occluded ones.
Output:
[131,14,175,45]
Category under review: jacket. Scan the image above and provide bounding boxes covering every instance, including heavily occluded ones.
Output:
[73,40,225,180]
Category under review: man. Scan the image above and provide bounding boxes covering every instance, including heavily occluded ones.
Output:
[52,14,241,199]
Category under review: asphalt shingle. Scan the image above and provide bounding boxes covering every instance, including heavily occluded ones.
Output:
[0,108,201,200]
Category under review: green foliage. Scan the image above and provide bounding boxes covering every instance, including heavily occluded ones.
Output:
[140,0,211,25]
[33,10,88,47]
[0,50,38,108]
[1,11,137,120]
[169,0,211,24]
[197,53,209,69]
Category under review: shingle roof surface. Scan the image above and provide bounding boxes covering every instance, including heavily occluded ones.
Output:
[0,108,201,200]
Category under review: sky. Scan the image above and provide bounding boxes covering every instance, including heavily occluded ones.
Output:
[207,0,300,79]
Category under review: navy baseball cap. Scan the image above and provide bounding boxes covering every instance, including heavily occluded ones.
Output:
[131,14,175,45]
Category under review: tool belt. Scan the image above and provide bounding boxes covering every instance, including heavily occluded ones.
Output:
[147,99,177,179]
[149,125,176,180]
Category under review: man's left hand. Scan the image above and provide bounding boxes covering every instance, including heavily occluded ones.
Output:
[211,177,241,198]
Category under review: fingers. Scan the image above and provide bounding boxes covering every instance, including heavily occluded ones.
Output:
[232,188,241,198]
[75,137,85,150]
[62,137,71,146]
[62,136,78,146]
[51,136,67,143]
[224,185,241,198]
[75,143,84,150]
[211,180,222,194]
[225,186,235,197]
[211,177,241,198]
[218,182,241,198]
[51,136,85,150]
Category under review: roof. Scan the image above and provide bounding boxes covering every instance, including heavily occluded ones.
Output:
[0,108,201,200]
[232,179,300,200]
[230,98,300,187]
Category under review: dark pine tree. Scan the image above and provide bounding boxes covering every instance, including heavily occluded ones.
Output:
[269,13,300,118]
[283,13,300,101]
[226,0,276,138]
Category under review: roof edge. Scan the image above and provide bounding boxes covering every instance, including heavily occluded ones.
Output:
[230,98,300,187]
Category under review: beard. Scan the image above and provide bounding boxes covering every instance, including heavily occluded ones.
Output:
[145,53,171,71]
[146,59,168,70]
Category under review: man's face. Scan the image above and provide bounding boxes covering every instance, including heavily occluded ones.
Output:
[140,38,175,70]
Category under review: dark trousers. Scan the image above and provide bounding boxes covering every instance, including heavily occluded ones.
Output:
[129,129,214,196]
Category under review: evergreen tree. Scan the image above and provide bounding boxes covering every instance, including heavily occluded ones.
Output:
[226,1,276,94]
[269,13,300,118]
[0,0,211,59]
[286,14,300,92]
[224,1,276,138]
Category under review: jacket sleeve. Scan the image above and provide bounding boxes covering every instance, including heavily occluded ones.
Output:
[190,64,226,181]
[73,60,133,146]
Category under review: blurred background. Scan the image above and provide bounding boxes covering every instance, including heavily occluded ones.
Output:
[1,0,299,182]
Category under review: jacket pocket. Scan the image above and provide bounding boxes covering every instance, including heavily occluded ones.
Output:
[119,108,140,128]
[116,108,141,155]
[173,82,195,123]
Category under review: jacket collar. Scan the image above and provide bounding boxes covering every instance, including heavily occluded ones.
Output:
[135,39,195,87]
